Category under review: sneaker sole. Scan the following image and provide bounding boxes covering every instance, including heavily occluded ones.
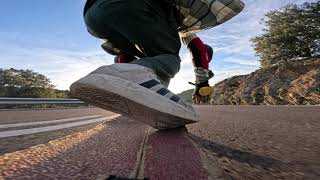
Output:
[70,74,198,129]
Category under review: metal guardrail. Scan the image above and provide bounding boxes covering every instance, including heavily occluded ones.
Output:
[0,98,85,105]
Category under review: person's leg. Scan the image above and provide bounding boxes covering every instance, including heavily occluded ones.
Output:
[181,34,213,70]
[181,33,214,104]
[181,33,214,82]
[130,54,180,87]
[72,0,197,130]
[84,0,181,85]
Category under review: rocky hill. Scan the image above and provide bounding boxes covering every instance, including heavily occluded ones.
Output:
[179,57,320,105]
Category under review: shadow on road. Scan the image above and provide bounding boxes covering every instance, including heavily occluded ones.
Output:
[189,134,284,170]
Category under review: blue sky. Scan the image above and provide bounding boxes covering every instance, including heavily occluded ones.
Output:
[0,0,317,93]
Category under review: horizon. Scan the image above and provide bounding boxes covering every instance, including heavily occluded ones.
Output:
[0,0,317,93]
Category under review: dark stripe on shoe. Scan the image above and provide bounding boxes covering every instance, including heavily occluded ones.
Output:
[140,79,160,89]
[170,95,181,103]
[157,88,170,96]
[140,80,181,104]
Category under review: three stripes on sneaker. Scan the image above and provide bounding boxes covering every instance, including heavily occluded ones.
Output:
[140,79,181,103]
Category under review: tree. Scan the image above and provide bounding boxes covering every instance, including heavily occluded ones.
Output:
[251,2,320,68]
[0,68,65,98]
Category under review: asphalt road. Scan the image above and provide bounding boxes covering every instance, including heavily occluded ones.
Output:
[188,105,320,179]
[0,106,319,179]
[0,108,115,125]
[0,108,117,154]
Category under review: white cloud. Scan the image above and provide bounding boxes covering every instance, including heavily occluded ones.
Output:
[36,50,113,90]
[0,47,114,90]
[223,57,260,66]
[168,53,195,93]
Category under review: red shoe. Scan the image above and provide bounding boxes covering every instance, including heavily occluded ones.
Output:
[114,54,137,64]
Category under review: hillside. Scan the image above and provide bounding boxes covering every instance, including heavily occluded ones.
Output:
[179,57,320,105]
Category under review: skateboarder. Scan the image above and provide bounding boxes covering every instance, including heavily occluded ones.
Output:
[71,0,245,129]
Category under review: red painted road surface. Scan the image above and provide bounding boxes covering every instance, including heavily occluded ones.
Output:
[144,128,209,180]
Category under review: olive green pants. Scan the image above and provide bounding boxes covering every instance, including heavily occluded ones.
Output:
[84,0,181,86]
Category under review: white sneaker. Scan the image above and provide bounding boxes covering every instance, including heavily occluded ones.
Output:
[70,63,199,129]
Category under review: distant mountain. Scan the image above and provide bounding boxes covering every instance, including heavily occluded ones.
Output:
[178,89,194,104]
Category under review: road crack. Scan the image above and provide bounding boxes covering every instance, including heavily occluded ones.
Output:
[129,127,150,179]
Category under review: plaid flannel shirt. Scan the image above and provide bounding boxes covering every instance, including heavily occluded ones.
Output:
[170,0,245,36]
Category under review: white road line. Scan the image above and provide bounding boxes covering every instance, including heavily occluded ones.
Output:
[0,115,120,138]
[0,115,103,129]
